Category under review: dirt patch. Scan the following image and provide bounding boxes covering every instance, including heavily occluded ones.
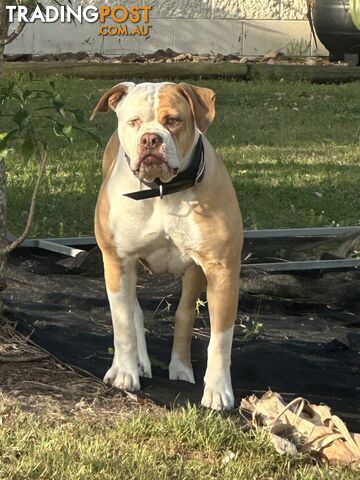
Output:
[0,320,156,418]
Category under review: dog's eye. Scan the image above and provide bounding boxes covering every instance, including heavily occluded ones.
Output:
[166,117,180,127]
[128,118,140,128]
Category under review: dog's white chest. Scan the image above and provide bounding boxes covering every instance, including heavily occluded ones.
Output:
[109,189,200,276]
[143,236,192,276]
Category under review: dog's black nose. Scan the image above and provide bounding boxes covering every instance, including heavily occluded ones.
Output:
[141,133,162,150]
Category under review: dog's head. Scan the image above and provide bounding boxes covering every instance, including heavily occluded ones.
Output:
[91,82,216,183]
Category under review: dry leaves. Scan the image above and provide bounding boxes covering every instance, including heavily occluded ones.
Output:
[240,390,360,467]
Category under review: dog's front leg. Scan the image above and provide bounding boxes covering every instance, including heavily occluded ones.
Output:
[103,253,140,392]
[201,264,240,410]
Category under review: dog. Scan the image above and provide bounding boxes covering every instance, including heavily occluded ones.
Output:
[91,82,243,410]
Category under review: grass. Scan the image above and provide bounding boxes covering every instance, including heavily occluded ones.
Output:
[3,76,360,237]
[1,398,358,480]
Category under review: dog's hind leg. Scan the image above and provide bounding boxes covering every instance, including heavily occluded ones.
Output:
[169,264,206,383]
[134,298,152,378]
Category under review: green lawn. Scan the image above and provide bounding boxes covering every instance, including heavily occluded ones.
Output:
[5,76,360,237]
[1,399,358,480]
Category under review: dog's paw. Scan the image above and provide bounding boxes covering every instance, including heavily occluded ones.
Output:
[169,359,195,383]
[201,388,234,411]
[104,365,140,392]
[138,357,152,379]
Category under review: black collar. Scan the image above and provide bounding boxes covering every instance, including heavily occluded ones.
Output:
[123,136,205,200]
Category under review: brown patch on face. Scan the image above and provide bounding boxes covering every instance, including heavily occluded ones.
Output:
[175,83,216,134]
[156,84,196,161]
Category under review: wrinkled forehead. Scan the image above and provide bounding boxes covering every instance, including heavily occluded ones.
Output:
[118,82,190,120]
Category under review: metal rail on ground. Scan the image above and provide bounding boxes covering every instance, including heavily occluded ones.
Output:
[242,258,360,272]
[244,226,360,239]
[9,226,360,273]
[14,225,360,248]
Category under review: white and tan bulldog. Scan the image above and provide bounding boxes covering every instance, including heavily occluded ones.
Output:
[91,82,243,410]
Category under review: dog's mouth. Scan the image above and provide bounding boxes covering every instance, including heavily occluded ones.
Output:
[133,154,179,182]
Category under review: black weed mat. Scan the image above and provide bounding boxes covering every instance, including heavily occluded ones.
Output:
[3,243,360,430]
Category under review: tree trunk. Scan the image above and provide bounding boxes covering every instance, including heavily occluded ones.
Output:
[0,1,8,306]
[0,159,7,294]
[0,0,8,291]
[0,0,8,72]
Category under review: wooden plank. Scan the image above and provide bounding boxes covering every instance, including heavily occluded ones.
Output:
[3,61,249,80]
[248,64,360,83]
[3,61,360,83]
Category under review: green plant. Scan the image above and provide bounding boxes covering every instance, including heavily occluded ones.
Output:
[286,39,311,57]
[0,74,100,157]
[195,298,207,318]
[238,315,263,341]
[0,73,100,253]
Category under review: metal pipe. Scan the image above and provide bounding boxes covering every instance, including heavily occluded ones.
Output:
[12,225,360,248]
[242,258,360,272]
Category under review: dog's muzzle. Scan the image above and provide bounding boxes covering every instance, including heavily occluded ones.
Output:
[131,132,178,181]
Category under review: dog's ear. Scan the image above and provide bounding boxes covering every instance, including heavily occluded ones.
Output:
[90,82,135,120]
[176,83,216,133]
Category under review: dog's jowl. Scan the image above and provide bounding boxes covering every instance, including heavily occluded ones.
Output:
[92,82,243,410]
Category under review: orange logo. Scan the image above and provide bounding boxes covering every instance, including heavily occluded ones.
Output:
[98,5,152,37]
